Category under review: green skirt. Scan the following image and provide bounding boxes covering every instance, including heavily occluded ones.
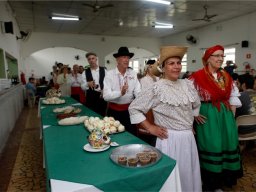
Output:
[196,102,241,173]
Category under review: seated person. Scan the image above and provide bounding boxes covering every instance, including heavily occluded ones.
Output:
[224,60,237,75]
[236,75,256,135]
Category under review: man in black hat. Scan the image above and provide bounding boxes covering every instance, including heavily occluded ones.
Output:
[103,47,141,136]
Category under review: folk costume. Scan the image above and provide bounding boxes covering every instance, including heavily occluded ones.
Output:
[103,47,141,136]
[81,66,107,117]
[190,45,242,190]
[129,46,202,192]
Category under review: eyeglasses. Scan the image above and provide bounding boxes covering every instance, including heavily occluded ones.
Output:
[210,54,226,58]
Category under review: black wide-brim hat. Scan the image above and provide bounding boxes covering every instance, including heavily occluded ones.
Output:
[146,59,156,65]
[113,47,134,58]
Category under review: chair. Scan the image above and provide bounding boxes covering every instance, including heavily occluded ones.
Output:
[236,114,256,151]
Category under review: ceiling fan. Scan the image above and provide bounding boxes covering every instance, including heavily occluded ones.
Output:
[82,0,114,13]
[192,5,217,22]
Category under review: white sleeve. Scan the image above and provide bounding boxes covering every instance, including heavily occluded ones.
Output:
[129,88,154,124]
[133,78,141,98]
[229,82,242,107]
[103,71,122,101]
[80,71,89,91]
[57,74,66,85]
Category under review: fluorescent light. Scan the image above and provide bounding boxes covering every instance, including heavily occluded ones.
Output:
[154,25,173,28]
[155,21,172,26]
[51,16,80,21]
[145,0,171,5]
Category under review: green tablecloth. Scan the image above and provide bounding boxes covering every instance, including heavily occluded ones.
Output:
[41,97,176,192]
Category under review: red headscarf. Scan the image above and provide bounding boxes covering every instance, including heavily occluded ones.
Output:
[202,45,224,65]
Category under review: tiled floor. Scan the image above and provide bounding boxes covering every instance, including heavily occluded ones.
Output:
[0,106,46,192]
[0,105,255,192]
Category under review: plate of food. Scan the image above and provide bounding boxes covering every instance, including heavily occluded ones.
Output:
[84,116,125,134]
[110,144,162,168]
[42,97,65,105]
[83,143,110,152]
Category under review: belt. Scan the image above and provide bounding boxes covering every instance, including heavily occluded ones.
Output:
[71,87,82,95]
[108,102,130,111]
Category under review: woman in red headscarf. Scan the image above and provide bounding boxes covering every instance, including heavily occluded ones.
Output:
[190,45,242,191]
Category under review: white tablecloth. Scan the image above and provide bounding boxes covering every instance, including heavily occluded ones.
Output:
[50,165,181,192]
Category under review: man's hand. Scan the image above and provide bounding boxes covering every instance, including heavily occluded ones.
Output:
[87,81,95,89]
[121,82,128,96]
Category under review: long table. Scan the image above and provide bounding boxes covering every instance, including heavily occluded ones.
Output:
[40,97,181,192]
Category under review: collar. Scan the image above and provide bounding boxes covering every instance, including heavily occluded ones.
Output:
[115,67,130,77]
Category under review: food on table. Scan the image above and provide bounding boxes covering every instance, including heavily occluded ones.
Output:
[56,113,77,119]
[84,116,125,134]
[53,106,74,113]
[53,106,82,114]
[87,129,111,149]
[139,155,151,166]
[42,97,65,104]
[127,157,138,167]
[149,152,158,162]
[58,116,88,125]
[117,156,127,165]
[45,88,61,98]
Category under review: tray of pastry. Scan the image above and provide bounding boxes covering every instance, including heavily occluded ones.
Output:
[110,144,162,168]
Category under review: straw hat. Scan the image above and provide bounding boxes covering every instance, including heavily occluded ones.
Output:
[159,46,188,66]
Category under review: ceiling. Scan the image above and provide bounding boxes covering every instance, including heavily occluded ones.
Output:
[8,0,256,38]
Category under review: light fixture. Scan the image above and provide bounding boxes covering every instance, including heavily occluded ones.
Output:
[51,16,80,21]
[154,25,173,28]
[145,0,171,5]
[153,21,173,29]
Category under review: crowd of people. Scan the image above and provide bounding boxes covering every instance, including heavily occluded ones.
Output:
[25,45,256,191]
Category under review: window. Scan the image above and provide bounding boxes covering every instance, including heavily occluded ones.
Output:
[223,48,236,67]
[129,60,139,73]
[181,54,187,72]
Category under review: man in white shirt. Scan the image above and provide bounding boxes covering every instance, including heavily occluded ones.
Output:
[81,52,107,116]
[103,47,141,135]
[70,64,85,103]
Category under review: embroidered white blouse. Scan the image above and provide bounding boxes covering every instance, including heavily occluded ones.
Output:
[103,67,141,104]
[129,79,201,130]
[140,75,160,90]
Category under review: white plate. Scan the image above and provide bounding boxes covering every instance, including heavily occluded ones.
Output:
[83,143,110,152]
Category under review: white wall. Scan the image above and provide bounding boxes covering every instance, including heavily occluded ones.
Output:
[20,32,161,77]
[162,12,256,73]
[0,1,21,77]
[24,47,89,80]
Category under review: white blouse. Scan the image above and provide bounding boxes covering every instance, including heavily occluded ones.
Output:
[129,79,201,131]
[140,75,159,90]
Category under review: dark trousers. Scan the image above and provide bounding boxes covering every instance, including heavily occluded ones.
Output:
[85,90,107,117]
[107,108,137,136]
[71,94,80,103]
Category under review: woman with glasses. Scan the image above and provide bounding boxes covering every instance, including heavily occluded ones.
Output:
[190,45,242,191]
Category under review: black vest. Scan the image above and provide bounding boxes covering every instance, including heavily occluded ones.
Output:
[85,67,105,90]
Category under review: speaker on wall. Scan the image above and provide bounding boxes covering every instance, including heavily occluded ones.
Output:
[4,22,14,34]
[241,40,249,48]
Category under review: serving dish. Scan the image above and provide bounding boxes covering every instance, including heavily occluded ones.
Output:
[83,143,110,152]
[110,144,162,168]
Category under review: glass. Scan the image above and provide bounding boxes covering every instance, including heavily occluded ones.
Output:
[210,54,226,58]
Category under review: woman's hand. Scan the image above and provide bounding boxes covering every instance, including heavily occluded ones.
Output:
[148,125,168,140]
[194,114,207,124]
